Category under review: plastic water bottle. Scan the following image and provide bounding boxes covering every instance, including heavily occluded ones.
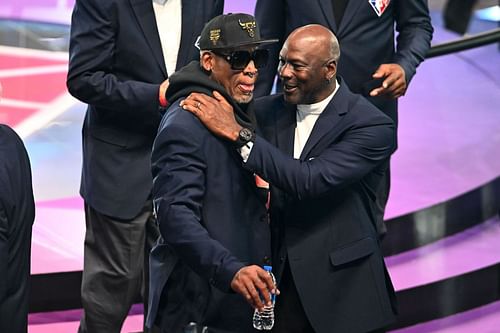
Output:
[252,265,276,330]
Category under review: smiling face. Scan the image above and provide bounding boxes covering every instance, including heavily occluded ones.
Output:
[278,26,338,105]
[201,46,259,104]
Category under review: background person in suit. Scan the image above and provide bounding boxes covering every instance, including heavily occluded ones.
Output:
[66,0,223,332]
[0,124,35,333]
[182,24,397,333]
[147,13,278,333]
[443,0,479,35]
[254,0,433,235]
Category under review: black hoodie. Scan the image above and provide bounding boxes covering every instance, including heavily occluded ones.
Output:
[163,61,257,131]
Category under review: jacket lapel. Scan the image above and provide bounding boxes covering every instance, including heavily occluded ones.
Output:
[275,102,297,158]
[337,0,364,35]
[317,0,338,32]
[299,80,350,159]
[176,1,201,70]
[129,0,167,77]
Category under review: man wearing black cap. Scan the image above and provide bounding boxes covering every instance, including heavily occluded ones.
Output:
[67,1,223,331]
[146,13,279,333]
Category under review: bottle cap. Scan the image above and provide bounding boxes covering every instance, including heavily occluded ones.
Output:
[263,265,272,272]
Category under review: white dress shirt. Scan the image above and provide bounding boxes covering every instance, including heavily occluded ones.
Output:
[294,80,340,158]
[152,0,182,76]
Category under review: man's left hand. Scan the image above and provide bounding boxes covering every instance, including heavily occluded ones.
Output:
[370,63,407,99]
[181,91,242,142]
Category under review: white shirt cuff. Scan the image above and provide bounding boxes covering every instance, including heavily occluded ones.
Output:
[238,141,254,163]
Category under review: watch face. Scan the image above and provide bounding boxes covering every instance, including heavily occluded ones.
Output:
[239,128,253,141]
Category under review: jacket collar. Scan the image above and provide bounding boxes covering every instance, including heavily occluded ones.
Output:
[130,0,167,76]
[317,0,364,36]
[279,77,351,160]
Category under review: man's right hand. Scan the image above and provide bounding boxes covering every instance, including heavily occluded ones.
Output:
[181,91,242,142]
[230,265,279,311]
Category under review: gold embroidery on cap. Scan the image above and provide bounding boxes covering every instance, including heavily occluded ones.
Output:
[210,29,221,45]
[238,20,256,38]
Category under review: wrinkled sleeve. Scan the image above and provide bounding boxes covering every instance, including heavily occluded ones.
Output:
[0,200,8,303]
[393,0,434,83]
[246,115,395,200]
[66,0,160,113]
[151,112,244,292]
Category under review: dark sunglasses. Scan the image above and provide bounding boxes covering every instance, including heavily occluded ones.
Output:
[212,49,269,70]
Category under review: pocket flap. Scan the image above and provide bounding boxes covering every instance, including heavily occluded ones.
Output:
[330,237,375,266]
[91,127,129,147]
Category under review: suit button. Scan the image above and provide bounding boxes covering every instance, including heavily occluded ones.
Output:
[263,256,271,265]
[280,256,285,263]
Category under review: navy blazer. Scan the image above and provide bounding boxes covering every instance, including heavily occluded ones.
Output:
[0,125,35,333]
[248,80,397,332]
[147,102,271,332]
[67,0,223,219]
[254,0,433,122]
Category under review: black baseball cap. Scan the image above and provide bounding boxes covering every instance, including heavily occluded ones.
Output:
[196,13,279,50]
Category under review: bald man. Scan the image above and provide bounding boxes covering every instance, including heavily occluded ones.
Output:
[181,24,398,333]
[254,0,433,239]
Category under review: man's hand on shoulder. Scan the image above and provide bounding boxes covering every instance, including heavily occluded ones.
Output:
[181,91,242,142]
[370,63,407,99]
[230,265,279,311]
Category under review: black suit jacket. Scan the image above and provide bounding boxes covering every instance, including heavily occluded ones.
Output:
[147,101,271,332]
[67,0,223,219]
[248,81,397,332]
[0,125,35,333]
[254,0,433,122]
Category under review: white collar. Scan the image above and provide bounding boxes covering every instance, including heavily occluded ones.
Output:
[296,79,340,115]
[153,0,168,5]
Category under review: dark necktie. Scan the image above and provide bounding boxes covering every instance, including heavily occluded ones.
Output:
[332,0,349,26]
